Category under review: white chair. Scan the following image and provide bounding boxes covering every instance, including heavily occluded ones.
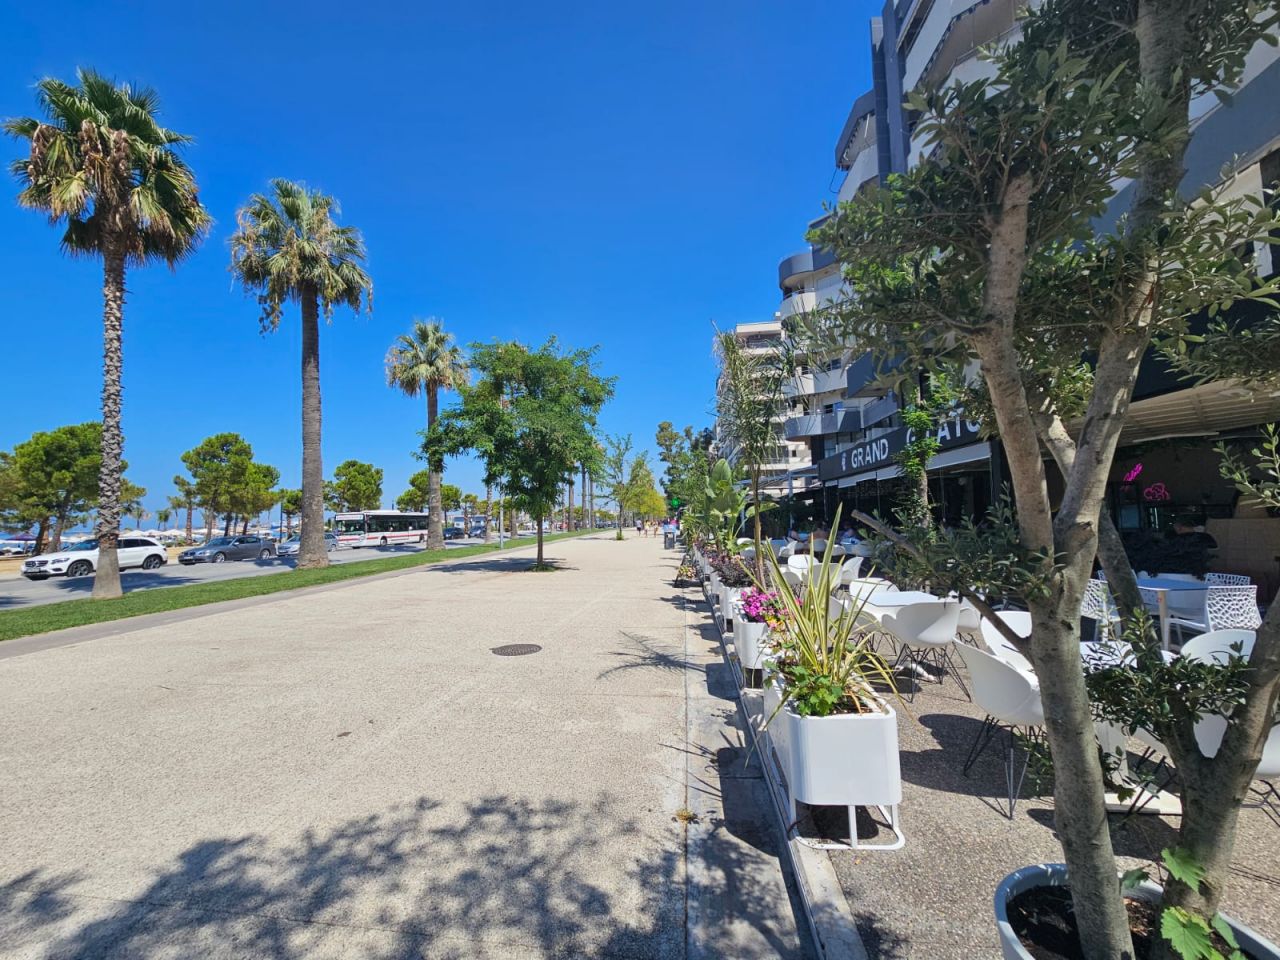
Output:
[736,537,754,547]
[778,541,797,560]
[955,599,982,639]
[846,576,896,593]
[1206,572,1252,587]
[955,643,1045,818]
[787,554,816,574]
[769,539,787,558]
[780,568,803,593]
[1172,584,1261,636]
[810,539,828,556]
[837,558,865,585]
[1180,631,1278,819]
[827,544,846,560]
[880,601,966,701]
[1082,579,1120,641]
[979,611,1034,675]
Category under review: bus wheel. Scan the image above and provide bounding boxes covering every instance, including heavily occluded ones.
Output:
[379,537,388,546]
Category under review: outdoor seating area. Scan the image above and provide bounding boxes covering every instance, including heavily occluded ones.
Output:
[685,530,1280,957]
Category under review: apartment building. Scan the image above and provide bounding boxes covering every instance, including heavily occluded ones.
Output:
[767,0,1280,584]
[713,320,810,485]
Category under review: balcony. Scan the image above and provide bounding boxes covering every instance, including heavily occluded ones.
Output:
[784,413,840,440]
[901,0,1018,95]
[777,290,817,321]
[782,363,847,399]
[846,351,904,397]
[861,393,900,427]
[778,249,815,288]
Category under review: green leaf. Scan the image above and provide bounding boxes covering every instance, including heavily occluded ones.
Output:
[1162,847,1207,892]
[1209,914,1240,952]
[1120,867,1148,891]
[1162,907,1216,960]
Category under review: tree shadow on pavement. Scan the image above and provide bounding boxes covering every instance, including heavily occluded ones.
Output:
[5,789,809,959]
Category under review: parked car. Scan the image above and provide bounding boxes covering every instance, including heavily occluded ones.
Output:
[443,526,468,540]
[469,522,487,538]
[21,536,167,580]
[179,535,277,565]
[277,533,338,557]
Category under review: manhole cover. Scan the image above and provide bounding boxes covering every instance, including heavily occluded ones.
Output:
[491,643,542,657]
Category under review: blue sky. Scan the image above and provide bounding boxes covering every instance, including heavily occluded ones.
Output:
[0,0,878,524]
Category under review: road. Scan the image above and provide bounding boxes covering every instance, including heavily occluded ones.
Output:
[0,536,532,611]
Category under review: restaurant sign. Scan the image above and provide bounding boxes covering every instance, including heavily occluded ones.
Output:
[817,413,983,483]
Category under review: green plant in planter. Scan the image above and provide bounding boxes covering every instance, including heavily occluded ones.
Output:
[1121,848,1246,960]
[764,509,899,717]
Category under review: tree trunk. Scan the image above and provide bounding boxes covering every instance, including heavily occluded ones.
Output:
[33,516,49,557]
[50,509,68,553]
[567,480,575,531]
[185,504,193,541]
[92,247,126,600]
[536,512,544,565]
[298,286,329,569]
[241,516,250,536]
[484,484,492,542]
[581,464,588,531]
[426,387,444,551]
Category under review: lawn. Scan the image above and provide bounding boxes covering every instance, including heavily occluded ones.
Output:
[0,530,596,643]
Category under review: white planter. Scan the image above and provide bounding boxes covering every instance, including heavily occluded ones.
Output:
[709,571,721,603]
[734,619,770,671]
[763,682,904,850]
[719,585,745,633]
[993,864,1280,960]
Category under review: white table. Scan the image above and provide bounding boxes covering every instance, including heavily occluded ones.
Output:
[847,589,945,622]
[1135,577,1208,650]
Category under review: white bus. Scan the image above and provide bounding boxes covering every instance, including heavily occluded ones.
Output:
[332,510,431,548]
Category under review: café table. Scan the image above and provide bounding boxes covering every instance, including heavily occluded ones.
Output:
[1134,576,1208,651]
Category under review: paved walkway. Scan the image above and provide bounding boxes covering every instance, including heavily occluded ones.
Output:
[0,534,810,959]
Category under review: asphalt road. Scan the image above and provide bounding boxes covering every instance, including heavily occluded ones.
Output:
[0,536,530,611]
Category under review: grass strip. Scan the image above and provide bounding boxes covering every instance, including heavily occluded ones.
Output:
[0,530,596,643]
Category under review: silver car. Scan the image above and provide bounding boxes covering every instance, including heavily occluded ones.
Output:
[179,535,277,565]
[277,533,339,557]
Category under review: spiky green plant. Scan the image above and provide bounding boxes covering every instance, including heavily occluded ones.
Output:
[764,508,899,717]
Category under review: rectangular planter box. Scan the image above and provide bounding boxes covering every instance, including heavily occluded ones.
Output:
[764,683,904,850]
[734,619,770,671]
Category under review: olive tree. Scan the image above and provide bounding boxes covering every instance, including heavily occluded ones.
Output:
[809,1,1280,956]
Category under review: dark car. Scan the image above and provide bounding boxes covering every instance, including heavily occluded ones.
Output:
[442,526,467,540]
[179,535,277,565]
[469,521,487,538]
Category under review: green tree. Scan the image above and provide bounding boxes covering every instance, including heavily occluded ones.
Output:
[181,434,254,539]
[439,482,462,523]
[169,475,198,541]
[600,434,635,540]
[119,480,147,530]
[155,508,171,530]
[655,421,712,513]
[714,331,784,580]
[395,470,430,513]
[230,179,372,569]
[809,1,1280,953]
[7,69,210,599]
[325,460,382,512]
[7,423,103,552]
[230,462,279,534]
[626,456,665,520]
[430,339,613,567]
[279,488,303,535]
[385,318,469,550]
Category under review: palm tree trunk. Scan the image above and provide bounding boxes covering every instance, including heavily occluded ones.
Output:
[298,286,329,568]
[426,387,444,550]
[92,247,126,600]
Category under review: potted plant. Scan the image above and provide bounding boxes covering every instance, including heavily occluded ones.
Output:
[714,554,753,632]
[761,524,905,850]
[994,854,1280,960]
[734,585,785,673]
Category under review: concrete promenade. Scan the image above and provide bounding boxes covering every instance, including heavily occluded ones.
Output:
[0,533,809,959]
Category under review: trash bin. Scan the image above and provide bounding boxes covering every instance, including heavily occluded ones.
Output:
[663,530,675,549]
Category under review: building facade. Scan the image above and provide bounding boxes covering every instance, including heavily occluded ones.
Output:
[755,0,1280,586]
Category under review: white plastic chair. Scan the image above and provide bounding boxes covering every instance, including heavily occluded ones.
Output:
[979,612,1034,675]
[1206,572,1252,587]
[880,601,966,701]
[1179,628,1256,664]
[787,554,815,574]
[955,643,1045,818]
[1081,579,1120,641]
[1172,584,1262,637]
[955,600,982,639]
[778,541,797,560]
[837,558,865,585]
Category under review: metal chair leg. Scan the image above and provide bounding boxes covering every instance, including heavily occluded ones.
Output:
[963,715,999,776]
[1006,727,1032,820]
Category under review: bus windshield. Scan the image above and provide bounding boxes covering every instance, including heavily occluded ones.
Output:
[333,517,366,534]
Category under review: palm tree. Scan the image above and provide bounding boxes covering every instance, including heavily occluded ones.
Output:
[169,476,197,541]
[156,508,171,530]
[385,319,469,550]
[229,180,371,568]
[6,69,209,598]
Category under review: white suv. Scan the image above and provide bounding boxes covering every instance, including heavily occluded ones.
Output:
[21,537,168,580]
